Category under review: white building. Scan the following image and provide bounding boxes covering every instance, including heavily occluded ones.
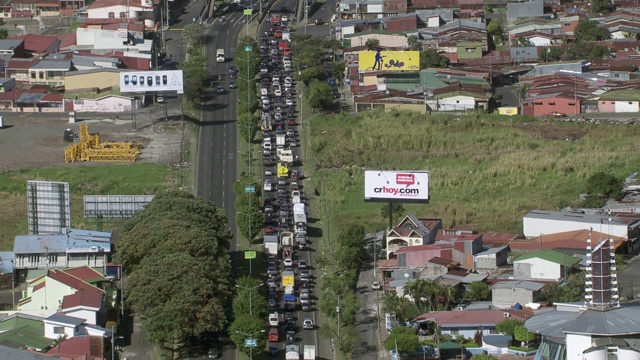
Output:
[512,249,581,281]
[522,210,639,239]
[86,0,155,28]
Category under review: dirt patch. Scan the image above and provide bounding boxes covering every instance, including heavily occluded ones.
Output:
[0,112,184,171]
[515,121,588,141]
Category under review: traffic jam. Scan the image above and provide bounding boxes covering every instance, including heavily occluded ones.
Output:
[260,10,316,359]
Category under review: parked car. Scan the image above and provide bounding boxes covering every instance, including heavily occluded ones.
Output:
[303,318,314,329]
[547,111,566,118]
[264,179,273,191]
[298,259,307,269]
[284,258,293,267]
[268,299,278,308]
[372,281,381,290]
[229,81,237,89]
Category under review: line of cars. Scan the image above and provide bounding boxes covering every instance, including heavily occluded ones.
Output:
[259,18,316,359]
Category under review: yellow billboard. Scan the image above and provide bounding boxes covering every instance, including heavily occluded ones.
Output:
[358,50,420,72]
[498,107,519,116]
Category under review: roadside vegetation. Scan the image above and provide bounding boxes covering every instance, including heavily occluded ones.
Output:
[305,110,640,234]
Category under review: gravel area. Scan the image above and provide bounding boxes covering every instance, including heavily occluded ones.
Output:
[0,111,183,170]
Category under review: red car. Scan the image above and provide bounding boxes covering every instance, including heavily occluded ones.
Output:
[547,111,566,118]
[264,226,276,234]
[268,327,279,342]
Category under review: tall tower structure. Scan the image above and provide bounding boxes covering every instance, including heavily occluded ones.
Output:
[585,227,620,310]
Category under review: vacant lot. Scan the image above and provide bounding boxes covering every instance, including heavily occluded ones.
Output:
[0,113,183,250]
[305,111,640,233]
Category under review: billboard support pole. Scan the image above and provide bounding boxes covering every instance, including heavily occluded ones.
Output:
[389,202,393,230]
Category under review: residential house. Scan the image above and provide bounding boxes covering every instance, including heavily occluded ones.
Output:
[13,228,112,271]
[474,246,509,274]
[61,289,106,325]
[11,34,61,58]
[529,60,589,77]
[18,267,106,311]
[10,0,59,18]
[419,257,459,277]
[411,309,534,338]
[383,13,417,32]
[523,91,581,117]
[414,9,454,28]
[0,78,16,92]
[522,210,640,241]
[43,313,109,339]
[491,280,545,309]
[72,54,120,70]
[506,1,543,24]
[86,0,155,28]
[507,18,563,42]
[71,93,135,113]
[354,89,426,113]
[435,232,483,270]
[510,47,538,64]
[64,68,121,92]
[28,59,71,86]
[481,232,522,248]
[426,82,490,112]
[5,59,38,82]
[0,313,52,352]
[457,41,483,60]
[512,249,581,281]
[386,215,442,259]
[14,91,65,113]
[46,334,106,359]
[0,39,27,57]
[395,244,454,267]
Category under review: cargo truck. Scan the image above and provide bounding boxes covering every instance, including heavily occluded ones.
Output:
[276,133,286,146]
[264,234,279,256]
[303,345,316,360]
[277,162,289,178]
[278,149,294,163]
[286,344,300,360]
[281,231,294,248]
[293,203,306,224]
[216,49,225,63]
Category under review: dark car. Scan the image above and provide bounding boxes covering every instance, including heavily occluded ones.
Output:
[229,81,237,89]
[264,204,274,213]
[286,330,295,342]
[332,88,340,99]
[229,65,238,74]
[268,299,278,308]
[268,291,278,300]
[268,347,279,356]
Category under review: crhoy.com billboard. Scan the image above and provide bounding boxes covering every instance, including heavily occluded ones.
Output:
[358,50,420,72]
[364,171,429,203]
[119,70,184,94]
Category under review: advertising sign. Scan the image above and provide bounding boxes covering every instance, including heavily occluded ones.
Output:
[244,251,257,259]
[498,107,519,116]
[119,70,184,94]
[358,50,420,72]
[364,171,429,203]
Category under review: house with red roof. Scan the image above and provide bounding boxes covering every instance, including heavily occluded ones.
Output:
[411,308,534,338]
[18,267,105,313]
[86,0,156,29]
[386,214,443,259]
[10,34,61,58]
[61,289,106,325]
[10,0,60,18]
[46,335,106,360]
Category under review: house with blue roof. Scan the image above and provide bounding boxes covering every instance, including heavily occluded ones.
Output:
[13,228,112,272]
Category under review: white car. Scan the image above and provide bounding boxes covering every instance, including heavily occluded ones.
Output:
[265,168,274,176]
[302,318,314,329]
[285,98,294,107]
[274,89,282,97]
[269,312,279,326]
[261,88,269,96]
[284,258,293,267]
[372,281,381,290]
[264,179,273,192]
[284,77,292,85]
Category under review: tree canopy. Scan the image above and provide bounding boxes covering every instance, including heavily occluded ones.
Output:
[420,49,450,69]
[306,79,334,110]
[586,172,623,199]
[574,19,611,42]
[383,326,420,352]
[463,281,490,301]
[366,38,381,51]
[118,191,233,349]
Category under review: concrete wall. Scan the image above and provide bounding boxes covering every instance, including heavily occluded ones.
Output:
[492,288,535,309]
[614,100,639,113]
[566,333,593,360]
[523,96,580,117]
[65,309,97,325]
[44,323,75,340]
[349,33,408,48]
[73,96,133,112]
[514,258,560,280]
[430,95,477,111]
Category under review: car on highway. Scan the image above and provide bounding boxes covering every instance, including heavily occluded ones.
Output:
[229,81,237,89]
[267,278,276,288]
[229,65,238,74]
[264,226,276,234]
[216,86,225,94]
[268,298,278,309]
[300,270,310,280]
[372,281,381,290]
[261,65,269,73]
[303,318,314,329]
[301,300,311,311]
[285,98,294,107]
[264,179,273,191]
[298,259,307,269]
[268,347,278,356]
[265,168,274,176]
[274,88,282,96]
[268,327,279,342]
[268,291,278,300]
[286,329,295,343]
[283,258,293,267]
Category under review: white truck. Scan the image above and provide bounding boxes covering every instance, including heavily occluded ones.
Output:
[293,203,307,224]
[276,133,286,146]
[264,234,279,256]
[216,49,225,63]
[303,345,316,360]
[281,231,294,248]
[278,148,294,163]
[286,344,300,360]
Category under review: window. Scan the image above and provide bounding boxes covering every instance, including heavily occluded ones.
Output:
[569,102,575,106]
[465,48,474,53]
[53,326,65,334]
[451,329,459,335]
[30,72,36,79]
[534,102,543,105]
[108,11,114,18]
[548,102,555,105]
[119,11,126,18]
[39,71,44,79]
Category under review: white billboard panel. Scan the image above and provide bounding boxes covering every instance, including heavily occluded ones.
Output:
[119,70,184,94]
[26,180,71,234]
[364,171,429,203]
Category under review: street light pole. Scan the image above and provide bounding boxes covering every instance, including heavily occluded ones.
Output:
[236,329,266,360]
[235,283,263,315]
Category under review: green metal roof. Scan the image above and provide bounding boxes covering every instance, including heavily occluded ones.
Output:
[514,249,581,266]
[599,89,640,101]
[0,318,50,351]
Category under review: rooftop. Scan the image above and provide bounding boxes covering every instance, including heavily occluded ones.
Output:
[513,249,582,266]
[492,280,546,291]
[412,309,533,326]
[14,228,112,255]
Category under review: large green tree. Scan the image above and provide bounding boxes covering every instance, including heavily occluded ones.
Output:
[383,326,420,352]
[574,19,610,42]
[115,191,231,272]
[420,49,450,69]
[495,318,522,337]
[306,79,333,110]
[233,276,268,318]
[183,23,205,47]
[365,38,380,51]
[586,171,623,199]
[592,0,613,14]
[229,314,266,356]
[463,281,490,301]
[125,253,232,346]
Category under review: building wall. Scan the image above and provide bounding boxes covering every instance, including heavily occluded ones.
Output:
[528,36,551,47]
[522,216,629,238]
[420,263,449,277]
[65,71,120,91]
[614,100,639,113]
[349,33,409,48]
[73,96,133,112]
[492,288,534,308]
[427,16,440,27]
[441,325,495,338]
[514,258,561,280]
[86,4,143,19]
[20,277,76,311]
[65,308,97,325]
[430,95,477,111]
[405,250,442,267]
[44,323,76,340]
[523,96,580,117]
[566,333,593,360]
[598,100,616,113]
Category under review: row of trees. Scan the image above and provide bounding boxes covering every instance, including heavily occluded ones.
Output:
[181,24,209,107]
[236,35,262,144]
[115,191,233,355]
[229,276,269,356]
[316,223,367,357]
[235,176,263,242]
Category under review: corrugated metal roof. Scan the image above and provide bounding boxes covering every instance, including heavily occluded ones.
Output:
[0,40,23,51]
[13,228,112,254]
[475,245,508,256]
[563,306,640,335]
[513,249,581,266]
[45,313,85,326]
[30,59,71,70]
[492,280,545,291]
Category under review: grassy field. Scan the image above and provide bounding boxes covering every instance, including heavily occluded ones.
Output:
[0,163,175,251]
[304,110,640,234]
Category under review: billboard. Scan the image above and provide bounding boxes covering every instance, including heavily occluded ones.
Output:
[119,70,184,94]
[358,50,420,72]
[27,180,71,235]
[364,171,429,203]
